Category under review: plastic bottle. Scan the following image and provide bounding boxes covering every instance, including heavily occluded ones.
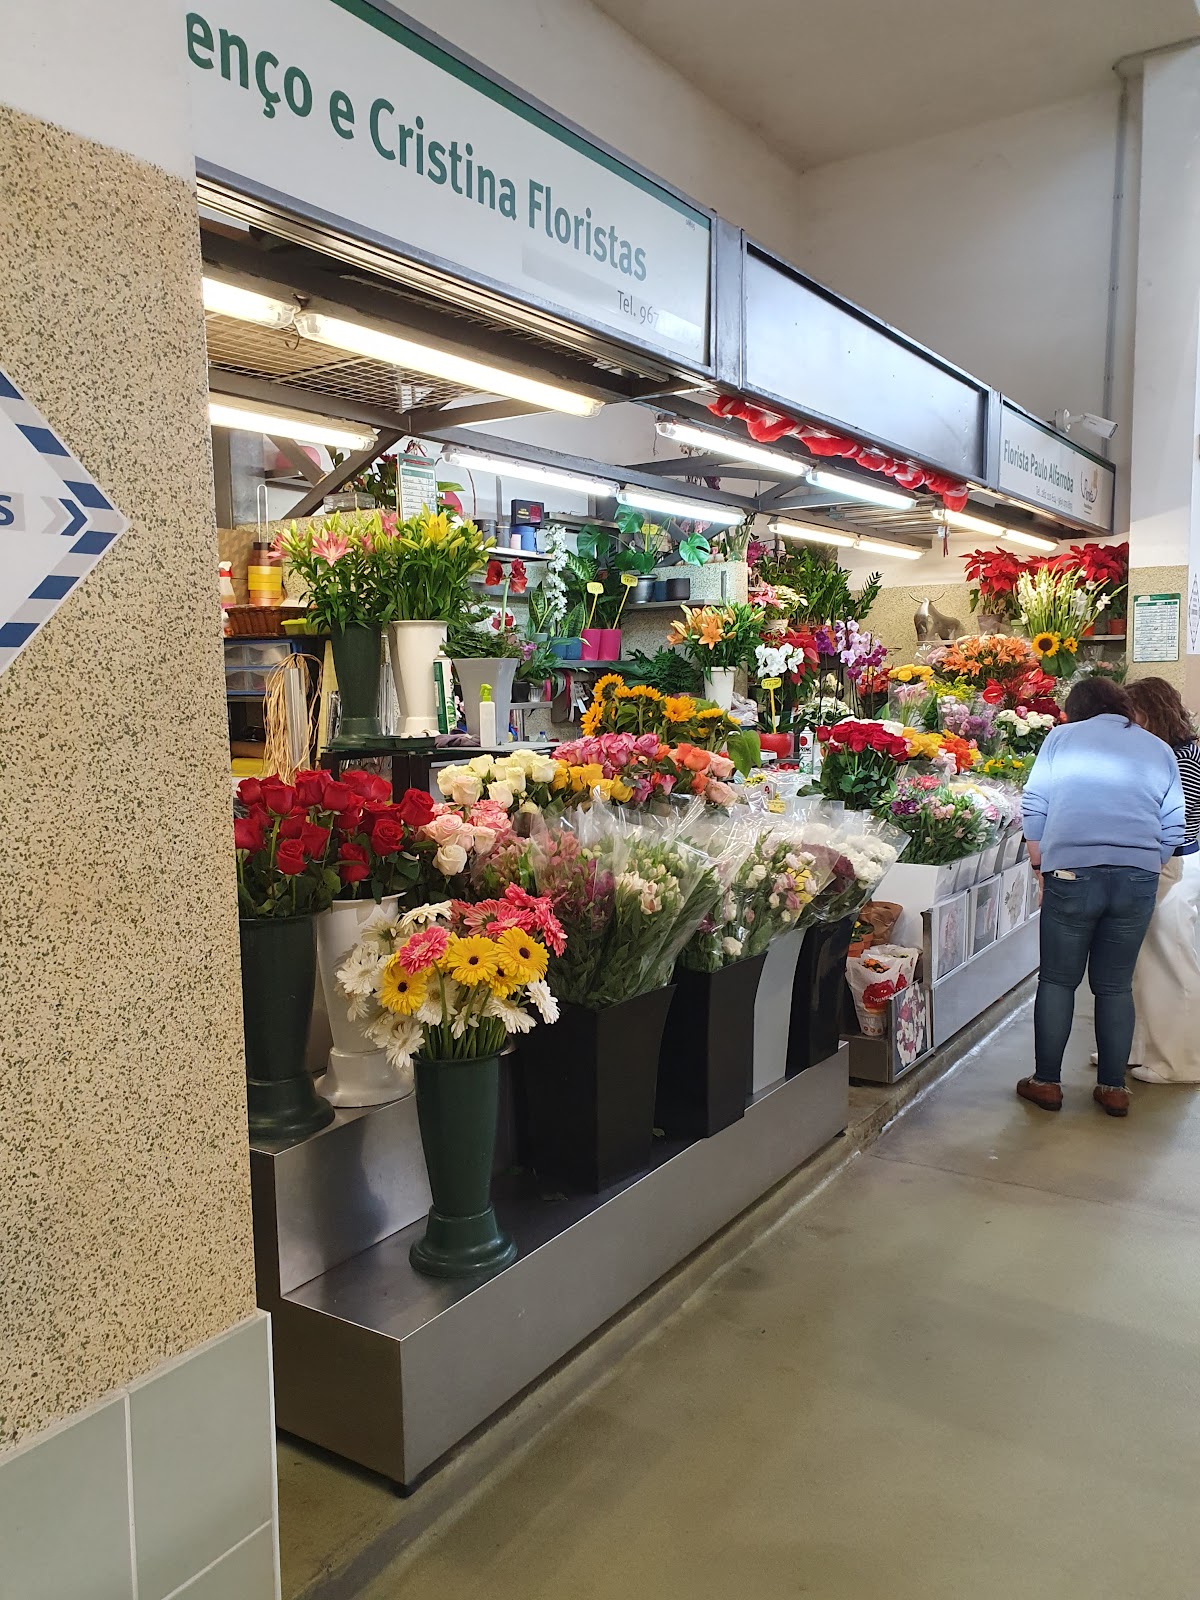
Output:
[477,683,497,746]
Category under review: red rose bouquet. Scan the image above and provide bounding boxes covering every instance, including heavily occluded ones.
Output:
[235,768,439,916]
[816,719,910,809]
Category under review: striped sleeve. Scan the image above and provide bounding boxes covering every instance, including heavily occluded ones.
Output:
[1176,741,1200,843]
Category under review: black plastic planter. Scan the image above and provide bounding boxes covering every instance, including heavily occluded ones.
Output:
[240,915,334,1144]
[517,987,675,1192]
[786,914,856,1076]
[656,955,767,1139]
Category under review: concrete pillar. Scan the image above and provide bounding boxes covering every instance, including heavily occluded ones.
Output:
[1127,45,1200,701]
[0,4,274,1595]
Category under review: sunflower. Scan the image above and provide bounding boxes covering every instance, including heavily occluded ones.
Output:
[1060,636,1079,654]
[591,673,624,700]
[496,927,549,984]
[379,956,430,1016]
[663,695,695,722]
[440,934,501,987]
[580,702,603,736]
[1031,631,1061,658]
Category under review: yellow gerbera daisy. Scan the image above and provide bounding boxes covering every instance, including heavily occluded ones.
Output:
[1061,635,1078,654]
[495,927,549,985]
[440,934,501,987]
[1031,631,1061,658]
[379,957,429,1016]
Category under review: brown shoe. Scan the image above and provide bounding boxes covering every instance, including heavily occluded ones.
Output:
[1017,1077,1063,1111]
[1094,1085,1130,1117]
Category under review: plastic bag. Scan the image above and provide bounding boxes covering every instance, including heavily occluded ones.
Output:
[847,944,920,1036]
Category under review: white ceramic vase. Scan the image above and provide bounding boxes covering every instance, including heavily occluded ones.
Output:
[316,895,413,1107]
[704,667,737,711]
[751,928,804,1093]
[453,657,517,744]
[387,620,448,736]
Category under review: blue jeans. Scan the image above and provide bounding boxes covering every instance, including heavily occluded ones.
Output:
[1034,866,1160,1087]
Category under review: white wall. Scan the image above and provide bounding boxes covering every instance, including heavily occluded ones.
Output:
[0,0,193,177]
[395,0,811,260]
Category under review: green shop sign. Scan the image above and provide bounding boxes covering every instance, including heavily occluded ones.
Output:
[185,0,711,365]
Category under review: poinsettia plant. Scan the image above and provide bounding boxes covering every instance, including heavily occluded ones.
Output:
[962,548,1026,618]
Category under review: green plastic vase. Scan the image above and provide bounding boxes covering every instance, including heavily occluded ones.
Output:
[239,914,334,1143]
[330,623,383,745]
[410,1054,517,1279]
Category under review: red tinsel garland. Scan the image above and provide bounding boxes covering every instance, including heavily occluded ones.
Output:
[708,396,970,512]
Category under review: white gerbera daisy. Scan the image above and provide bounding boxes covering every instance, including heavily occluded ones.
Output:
[526,979,559,1025]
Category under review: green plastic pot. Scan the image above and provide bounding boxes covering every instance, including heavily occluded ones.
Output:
[410,1053,517,1279]
[239,914,333,1144]
[330,623,383,745]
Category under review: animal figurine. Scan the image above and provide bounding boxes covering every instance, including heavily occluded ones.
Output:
[914,595,963,642]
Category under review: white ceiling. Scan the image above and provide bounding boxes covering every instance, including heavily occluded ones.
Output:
[590,0,1200,168]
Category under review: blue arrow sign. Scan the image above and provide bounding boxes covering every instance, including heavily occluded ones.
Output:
[0,366,128,674]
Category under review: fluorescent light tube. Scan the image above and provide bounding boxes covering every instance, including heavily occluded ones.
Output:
[808,468,916,511]
[656,419,810,477]
[768,518,857,548]
[202,276,294,330]
[443,449,613,497]
[856,536,924,561]
[1001,529,1058,553]
[208,395,376,453]
[939,509,1008,537]
[294,311,603,418]
[616,485,746,526]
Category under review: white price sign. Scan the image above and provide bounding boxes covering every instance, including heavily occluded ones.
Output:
[0,369,127,675]
[184,0,712,365]
[1132,593,1180,664]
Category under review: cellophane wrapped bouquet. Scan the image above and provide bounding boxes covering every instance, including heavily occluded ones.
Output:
[335,887,566,1071]
[477,802,722,1006]
[798,809,909,925]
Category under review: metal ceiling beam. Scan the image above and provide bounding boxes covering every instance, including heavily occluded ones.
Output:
[208,366,411,432]
[267,437,324,485]
[287,430,404,519]
[404,399,547,433]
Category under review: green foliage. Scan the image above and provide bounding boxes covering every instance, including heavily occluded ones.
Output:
[725,730,762,778]
[620,648,703,696]
[677,531,712,567]
[754,546,880,625]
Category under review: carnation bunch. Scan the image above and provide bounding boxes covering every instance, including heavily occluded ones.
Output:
[881,775,990,865]
[335,889,565,1072]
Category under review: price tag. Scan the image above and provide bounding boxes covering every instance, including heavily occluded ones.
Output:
[586,581,604,595]
[760,676,783,691]
[620,572,639,587]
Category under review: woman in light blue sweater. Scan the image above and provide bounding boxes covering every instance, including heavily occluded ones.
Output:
[1020,677,1185,1117]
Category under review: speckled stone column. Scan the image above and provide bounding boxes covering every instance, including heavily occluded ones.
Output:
[0,103,256,1448]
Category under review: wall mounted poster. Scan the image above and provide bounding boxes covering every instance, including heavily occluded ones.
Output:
[971,878,1001,955]
[1132,593,1180,664]
[925,891,968,984]
[997,864,1029,939]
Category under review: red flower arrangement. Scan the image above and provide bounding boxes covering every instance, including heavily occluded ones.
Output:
[962,549,1025,617]
[816,719,909,809]
[235,769,437,917]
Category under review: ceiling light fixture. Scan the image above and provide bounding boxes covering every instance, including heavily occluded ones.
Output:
[443,449,613,497]
[1000,529,1058,553]
[655,419,811,477]
[201,276,295,330]
[208,394,376,453]
[294,311,603,418]
[616,485,747,526]
[768,518,857,548]
[856,536,924,561]
[938,509,1008,537]
[808,468,917,511]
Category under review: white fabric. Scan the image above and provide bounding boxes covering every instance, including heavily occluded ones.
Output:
[1131,854,1200,1081]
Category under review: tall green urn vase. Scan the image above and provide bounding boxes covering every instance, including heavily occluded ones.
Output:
[330,623,383,746]
[239,914,334,1143]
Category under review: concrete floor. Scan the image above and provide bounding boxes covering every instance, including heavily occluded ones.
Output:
[349,997,1200,1600]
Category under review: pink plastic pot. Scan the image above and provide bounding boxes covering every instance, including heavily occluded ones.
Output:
[600,629,623,661]
[580,629,604,661]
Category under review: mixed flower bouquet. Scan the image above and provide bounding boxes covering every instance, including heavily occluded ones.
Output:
[667,602,765,671]
[881,775,991,864]
[816,719,910,808]
[994,707,1058,755]
[234,768,442,915]
[335,888,566,1070]
[580,673,736,748]
[979,751,1037,786]
[801,813,908,925]
[551,732,674,807]
[937,696,999,754]
[897,725,979,775]
[1016,566,1108,678]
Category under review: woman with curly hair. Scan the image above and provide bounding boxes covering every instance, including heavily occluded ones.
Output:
[1122,677,1200,1083]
